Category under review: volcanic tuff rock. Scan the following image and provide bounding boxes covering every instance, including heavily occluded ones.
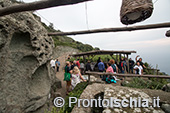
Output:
[0,0,61,112]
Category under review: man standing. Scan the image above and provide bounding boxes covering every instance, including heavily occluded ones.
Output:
[50,58,56,70]
[119,58,125,74]
[85,60,92,71]
[98,60,105,72]
[135,55,146,68]
[129,58,135,74]
[98,60,105,78]
[134,62,143,75]
[55,59,60,72]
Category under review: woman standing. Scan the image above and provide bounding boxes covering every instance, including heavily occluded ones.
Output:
[71,66,86,90]
[64,61,72,95]
[106,63,117,83]
[109,59,118,73]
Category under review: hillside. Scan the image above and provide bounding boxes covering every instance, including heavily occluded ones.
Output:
[41,22,100,52]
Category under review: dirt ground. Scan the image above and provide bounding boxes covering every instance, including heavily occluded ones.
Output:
[55,53,70,98]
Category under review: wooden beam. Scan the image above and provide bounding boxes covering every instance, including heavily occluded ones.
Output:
[48,22,170,36]
[85,71,170,79]
[0,0,91,17]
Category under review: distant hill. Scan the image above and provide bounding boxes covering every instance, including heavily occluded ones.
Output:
[41,21,100,52]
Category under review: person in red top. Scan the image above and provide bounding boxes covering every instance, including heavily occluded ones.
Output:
[76,59,80,68]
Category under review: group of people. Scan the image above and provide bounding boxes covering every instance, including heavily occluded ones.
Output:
[50,55,146,94]
[50,58,60,72]
[96,55,146,76]
[64,60,86,95]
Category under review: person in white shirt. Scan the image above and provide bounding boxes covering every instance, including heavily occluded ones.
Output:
[133,62,143,75]
[50,59,56,69]
[71,66,86,90]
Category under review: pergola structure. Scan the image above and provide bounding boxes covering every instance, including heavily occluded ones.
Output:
[70,50,136,72]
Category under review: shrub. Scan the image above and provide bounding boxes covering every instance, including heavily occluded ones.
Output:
[122,77,168,90]
[47,82,88,113]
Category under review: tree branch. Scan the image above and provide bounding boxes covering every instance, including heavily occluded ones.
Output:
[48,22,170,36]
[0,0,91,17]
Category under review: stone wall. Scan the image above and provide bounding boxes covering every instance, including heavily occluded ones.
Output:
[0,0,61,112]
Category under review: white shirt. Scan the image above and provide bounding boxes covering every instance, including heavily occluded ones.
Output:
[50,60,55,67]
[71,74,81,89]
[134,65,143,75]
[80,63,85,68]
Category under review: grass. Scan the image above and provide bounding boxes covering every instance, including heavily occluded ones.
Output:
[121,77,168,90]
[46,82,88,113]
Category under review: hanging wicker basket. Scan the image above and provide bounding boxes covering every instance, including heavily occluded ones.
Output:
[120,0,153,25]
[165,30,170,37]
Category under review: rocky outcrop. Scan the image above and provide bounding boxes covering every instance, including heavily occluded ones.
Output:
[0,0,61,113]
[53,46,79,59]
[72,83,165,113]
[162,83,170,92]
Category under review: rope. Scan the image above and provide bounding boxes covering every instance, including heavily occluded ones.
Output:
[35,11,59,30]
[153,0,159,4]
[85,2,89,30]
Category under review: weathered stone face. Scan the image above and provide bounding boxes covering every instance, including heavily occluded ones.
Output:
[0,0,58,112]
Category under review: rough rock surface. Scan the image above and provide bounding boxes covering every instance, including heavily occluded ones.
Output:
[162,83,170,92]
[161,104,170,113]
[103,86,164,113]
[72,83,165,113]
[0,0,61,113]
[52,46,79,59]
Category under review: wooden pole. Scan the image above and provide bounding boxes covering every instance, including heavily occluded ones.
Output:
[0,0,91,17]
[119,53,121,73]
[48,22,170,36]
[126,54,129,73]
[85,71,170,79]
[116,54,118,64]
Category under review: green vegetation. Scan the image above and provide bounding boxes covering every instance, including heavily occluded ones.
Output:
[46,82,88,113]
[122,77,168,90]
[121,62,169,90]
[67,55,117,63]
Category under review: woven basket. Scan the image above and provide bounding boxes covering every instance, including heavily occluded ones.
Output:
[166,30,170,37]
[120,0,153,25]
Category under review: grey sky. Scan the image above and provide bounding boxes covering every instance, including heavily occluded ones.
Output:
[20,0,170,75]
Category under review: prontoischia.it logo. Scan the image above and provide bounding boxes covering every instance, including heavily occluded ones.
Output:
[54,96,160,108]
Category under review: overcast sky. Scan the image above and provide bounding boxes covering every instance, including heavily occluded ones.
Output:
[20,0,170,75]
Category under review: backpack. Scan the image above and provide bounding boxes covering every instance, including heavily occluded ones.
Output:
[121,61,124,67]
[111,64,117,72]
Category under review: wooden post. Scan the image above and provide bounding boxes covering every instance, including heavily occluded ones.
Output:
[126,54,129,73]
[115,54,118,66]
[88,74,90,83]
[83,55,86,63]
[119,54,122,73]
[119,54,122,61]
